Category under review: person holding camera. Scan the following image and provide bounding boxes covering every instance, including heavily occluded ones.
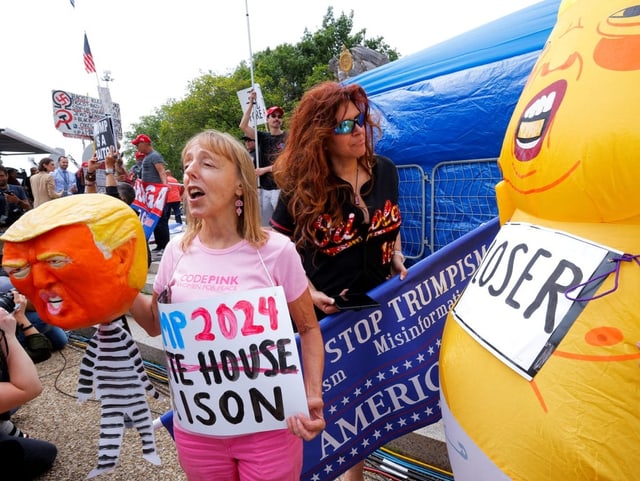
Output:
[0,164,64,363]
[0,290,58,480]
[0,165,31,267]
[0,165,30,229]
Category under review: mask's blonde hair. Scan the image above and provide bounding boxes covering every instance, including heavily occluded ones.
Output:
[180,130,267,250]
[0,194,147,289]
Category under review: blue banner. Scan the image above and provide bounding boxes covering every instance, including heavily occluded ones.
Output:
[300,218,500,480]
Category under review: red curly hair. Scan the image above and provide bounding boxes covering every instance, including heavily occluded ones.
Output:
[273,81,380,250]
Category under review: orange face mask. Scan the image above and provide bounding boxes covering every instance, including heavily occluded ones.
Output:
[1,194,147,329]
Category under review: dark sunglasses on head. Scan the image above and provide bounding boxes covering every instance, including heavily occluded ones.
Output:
[334,112,365,135]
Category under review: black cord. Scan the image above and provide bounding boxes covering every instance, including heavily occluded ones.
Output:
[0,328,8,382]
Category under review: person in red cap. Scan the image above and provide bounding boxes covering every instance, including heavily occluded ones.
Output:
[132,134,170,253]
[129,150,145,183]
[239,90,287,226]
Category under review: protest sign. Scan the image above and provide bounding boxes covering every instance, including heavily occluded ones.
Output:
[237,84,267,128]
[131,179,169,240]
[92,116,116,162]
[51,89,122,140]
[453,222,618,379]
[157,286,308,436]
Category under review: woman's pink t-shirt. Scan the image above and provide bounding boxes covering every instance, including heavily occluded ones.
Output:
[153,230,307,304]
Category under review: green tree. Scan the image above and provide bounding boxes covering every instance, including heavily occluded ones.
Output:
[125,7,399,174]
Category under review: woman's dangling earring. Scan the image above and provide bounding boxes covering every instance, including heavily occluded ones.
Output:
[235,198,244,216]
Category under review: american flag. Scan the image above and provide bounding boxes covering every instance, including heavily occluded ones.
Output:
[83,33,96,74]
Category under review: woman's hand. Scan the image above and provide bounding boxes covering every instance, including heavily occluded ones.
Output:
[310,288,338,316]
[391,252,408,280]
[87,153,98,174]
[0,303,17,340]
[286,395,325,441]
[105,146,118,170]
[11,291,28,319]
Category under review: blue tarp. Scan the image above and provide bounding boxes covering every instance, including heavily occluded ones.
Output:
[346,0,561,166]
[343,1,560,258]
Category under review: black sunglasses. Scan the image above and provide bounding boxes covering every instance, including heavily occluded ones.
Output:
[334,112,365,135]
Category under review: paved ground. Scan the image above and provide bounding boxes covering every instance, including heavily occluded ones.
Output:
[13,343,187,481]
[15,341,446,481]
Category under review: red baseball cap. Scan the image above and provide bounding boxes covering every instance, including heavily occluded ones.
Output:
[132,134,152,145]
[266,106,284,117]
[135,151,146,160]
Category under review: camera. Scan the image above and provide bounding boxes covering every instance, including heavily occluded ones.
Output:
[0,291,16,313]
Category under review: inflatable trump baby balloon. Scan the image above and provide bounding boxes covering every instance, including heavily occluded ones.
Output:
[0,193,147,329]
[440,1,640,480]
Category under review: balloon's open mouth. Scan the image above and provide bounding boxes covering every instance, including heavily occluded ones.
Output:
[514,79,567,161]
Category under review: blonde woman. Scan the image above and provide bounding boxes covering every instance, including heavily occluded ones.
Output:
[130,130,325,480]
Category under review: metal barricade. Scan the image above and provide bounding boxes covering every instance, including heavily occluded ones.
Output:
[397,158,502,260]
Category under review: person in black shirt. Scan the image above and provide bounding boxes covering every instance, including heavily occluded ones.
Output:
[271,83,408,480]
[239,90,287,226]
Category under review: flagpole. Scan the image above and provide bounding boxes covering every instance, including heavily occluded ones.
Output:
[244,0,261,188]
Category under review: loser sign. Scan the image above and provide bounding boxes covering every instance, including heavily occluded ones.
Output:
[453,222,619,379]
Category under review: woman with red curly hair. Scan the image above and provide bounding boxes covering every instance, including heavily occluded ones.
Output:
[271,82,407,479]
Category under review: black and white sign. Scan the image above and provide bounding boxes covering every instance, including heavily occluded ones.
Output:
[453,222,620,379]
[93,116,116,162]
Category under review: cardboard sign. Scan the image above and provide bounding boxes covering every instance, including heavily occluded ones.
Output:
[51,89,122,140]
[93,116,116,162]
[453,222,619,379]
[237,84,267,127]
[158,286,308,436]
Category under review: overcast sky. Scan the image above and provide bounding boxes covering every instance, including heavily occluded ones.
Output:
[0,0,539,171]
